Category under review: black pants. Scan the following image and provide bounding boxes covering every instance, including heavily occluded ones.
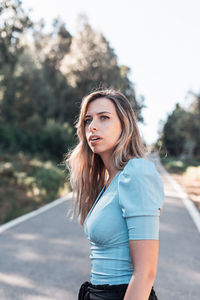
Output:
[78,281,158,300]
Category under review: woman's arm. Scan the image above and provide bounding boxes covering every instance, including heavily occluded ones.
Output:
[123,240,159,300]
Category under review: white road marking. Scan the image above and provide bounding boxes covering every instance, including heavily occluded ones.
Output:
[1,156,200,235]
[159,163,200,233]
[150,153,200,233]
[0,192,72,234]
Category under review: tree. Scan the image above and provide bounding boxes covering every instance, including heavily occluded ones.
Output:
[162,103,188,156]
[60,15,144,122]
[0,0,32,77]
[186,93,200,156]
[32,17,79,126]
[0,0,33,122]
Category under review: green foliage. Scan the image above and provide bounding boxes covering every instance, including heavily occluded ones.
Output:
[186,95,200,156]
[0,4,144,163]
[0,119,75,161]
[1,55,55,123]
[40,119,75,160]
[0,152,70,224]
[0,122,15,149]
[60,15,144,121]
[161,156,200,174]
[0,0,33,78]
[0,1,147,225]
[34,162,65,202]
[160,156,186,173]
[159,94,200,158]
[162,104,188,156]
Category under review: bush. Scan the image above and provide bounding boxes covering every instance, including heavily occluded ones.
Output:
[0,153,70,224]
[40,119,74,160]
[0,119,75,162]
[34,162,66,202]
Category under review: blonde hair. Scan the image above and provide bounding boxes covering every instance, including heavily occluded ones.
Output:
[65,89,148,226]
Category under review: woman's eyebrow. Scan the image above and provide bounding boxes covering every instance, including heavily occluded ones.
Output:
[85,111,111,117]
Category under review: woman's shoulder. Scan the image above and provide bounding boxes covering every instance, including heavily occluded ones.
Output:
[117,156,165,217]
[121,157,156,176]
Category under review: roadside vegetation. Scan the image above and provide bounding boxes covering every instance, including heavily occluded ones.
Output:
[161,156,200,211]
[157,92,200,212]
[161,156,200,174]
[0,0,144,225]
[0,151,70,224]
[0,1,199,225]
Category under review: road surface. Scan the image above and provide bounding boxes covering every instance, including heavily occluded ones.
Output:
[0,156,200,299]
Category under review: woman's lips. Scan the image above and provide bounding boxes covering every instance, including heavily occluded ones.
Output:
[90,138,102,144]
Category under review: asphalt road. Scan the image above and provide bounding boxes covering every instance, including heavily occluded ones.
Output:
[0,198,91,300]
[154,161,200,300]
[0,156,200,300]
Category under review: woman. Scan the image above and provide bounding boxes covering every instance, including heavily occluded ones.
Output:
[65,89,165,300]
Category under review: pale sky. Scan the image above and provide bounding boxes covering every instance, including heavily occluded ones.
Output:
[23,0,200,145]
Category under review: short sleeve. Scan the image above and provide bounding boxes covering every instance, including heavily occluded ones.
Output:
[118,158,165,240]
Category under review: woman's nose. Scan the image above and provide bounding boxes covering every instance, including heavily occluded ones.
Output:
[89,120,98,131]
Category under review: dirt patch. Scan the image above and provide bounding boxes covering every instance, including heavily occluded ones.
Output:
[171,173,200,212]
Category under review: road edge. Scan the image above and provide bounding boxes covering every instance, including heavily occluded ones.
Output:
[0,192,73,234]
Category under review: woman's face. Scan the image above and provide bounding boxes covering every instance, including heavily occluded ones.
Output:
[84,97,122,160]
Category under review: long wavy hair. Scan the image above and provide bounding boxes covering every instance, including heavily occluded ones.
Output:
[65,89,148,226]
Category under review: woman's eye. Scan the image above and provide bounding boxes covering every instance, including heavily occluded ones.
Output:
[84,116,108,125]
[100,115,108,120]
[84,119,91,124]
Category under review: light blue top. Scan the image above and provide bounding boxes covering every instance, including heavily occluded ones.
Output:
[84,157,165,285]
